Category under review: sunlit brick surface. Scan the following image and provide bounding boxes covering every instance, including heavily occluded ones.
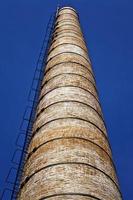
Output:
[18,6,122,200]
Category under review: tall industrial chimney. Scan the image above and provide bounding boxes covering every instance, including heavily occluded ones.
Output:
[17,6,122,200]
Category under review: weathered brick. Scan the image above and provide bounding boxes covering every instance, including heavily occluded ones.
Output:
[17,6,122,200]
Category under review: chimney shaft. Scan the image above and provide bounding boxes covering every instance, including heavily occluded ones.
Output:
[18,7,122,200]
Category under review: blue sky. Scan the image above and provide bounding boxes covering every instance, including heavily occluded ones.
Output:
[0,0,132,199]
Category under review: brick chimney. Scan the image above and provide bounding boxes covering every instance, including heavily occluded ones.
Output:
[18,6,122,200]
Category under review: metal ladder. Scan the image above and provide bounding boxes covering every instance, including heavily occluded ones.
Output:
[0,10,56,200]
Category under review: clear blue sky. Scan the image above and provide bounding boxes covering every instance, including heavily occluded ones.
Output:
[0,0,132,199]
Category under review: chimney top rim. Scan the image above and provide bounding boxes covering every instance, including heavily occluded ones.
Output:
[59,6,77,13]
